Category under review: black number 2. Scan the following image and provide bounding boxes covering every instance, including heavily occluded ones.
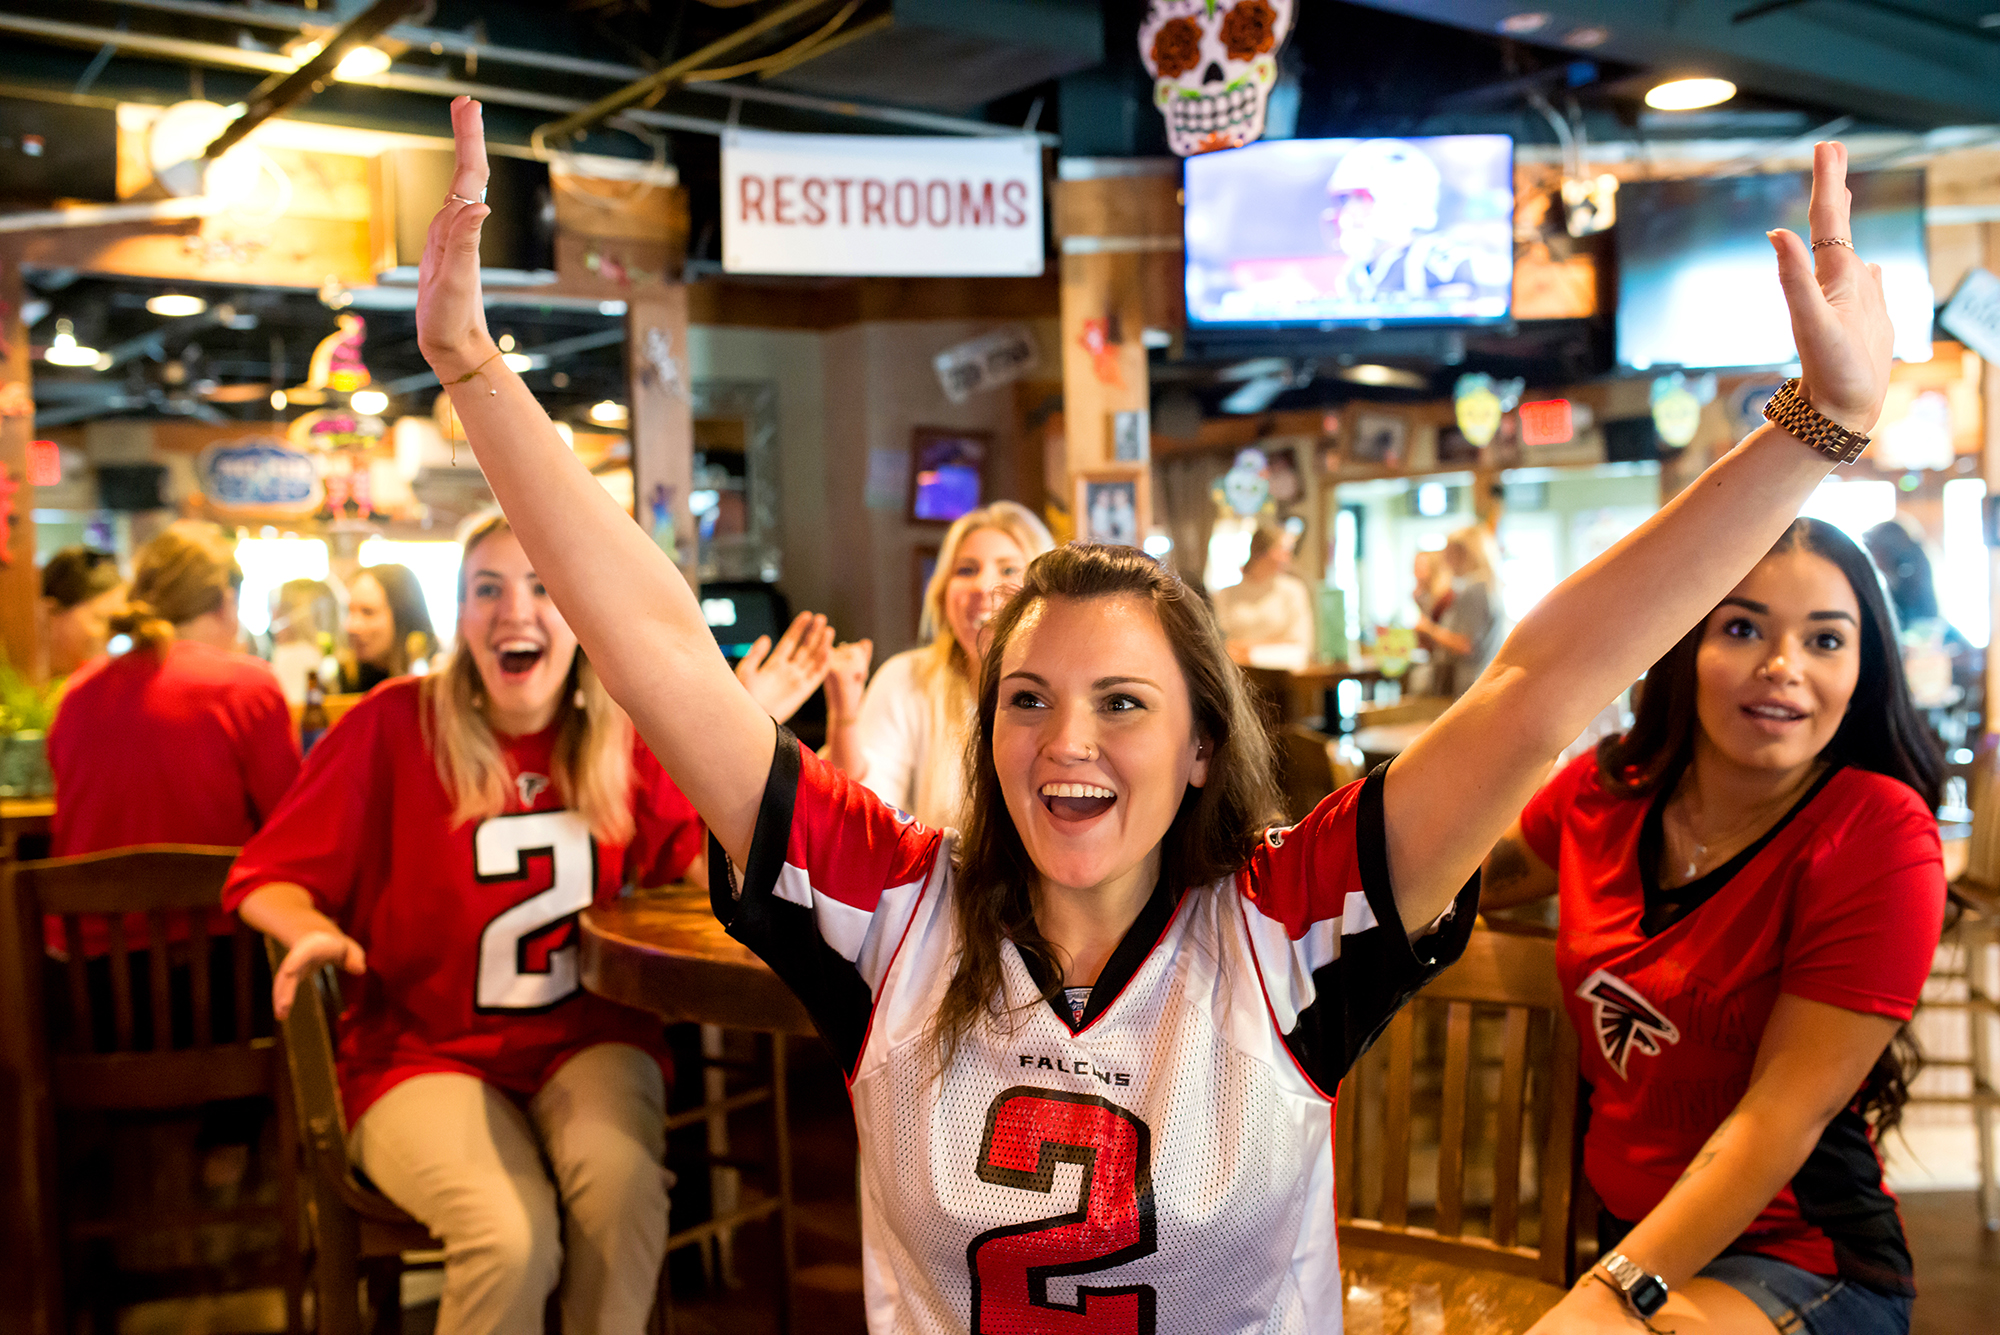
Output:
[966,1086,1157,1334]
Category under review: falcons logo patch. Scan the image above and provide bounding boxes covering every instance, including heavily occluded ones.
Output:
[1576,969,1679,1079]
[515,772,551,807]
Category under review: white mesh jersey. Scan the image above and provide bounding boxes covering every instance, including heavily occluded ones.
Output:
[714,731,1475,1335]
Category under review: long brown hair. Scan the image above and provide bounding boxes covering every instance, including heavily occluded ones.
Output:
[931,543,1283,1068]
[110,523,242,655]
[419,514,635,845]
[1596,518,1940,1131]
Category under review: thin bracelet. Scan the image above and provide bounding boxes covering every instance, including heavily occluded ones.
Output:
[1588,1270,1676,1335]
[446,348,505,395]
[442,348,504,463]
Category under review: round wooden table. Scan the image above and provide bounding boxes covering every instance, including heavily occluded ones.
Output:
[1342,1251,1567,1334]
[580,882,814,1036]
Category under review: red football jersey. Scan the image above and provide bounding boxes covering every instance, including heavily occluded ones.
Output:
[49,640,302,955]
[1521,754,1943,1294]
[223,678,703,1122]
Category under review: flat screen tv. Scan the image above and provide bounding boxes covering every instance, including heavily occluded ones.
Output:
[1183,135,1515,330]
[1616,169,1933,370]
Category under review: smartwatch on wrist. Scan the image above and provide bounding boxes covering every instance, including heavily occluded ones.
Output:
[1598,1252,1670,1319]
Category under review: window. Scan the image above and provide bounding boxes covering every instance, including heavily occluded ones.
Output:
[358,538,465,652]
[234,537,329,638]
[1942,478,1989,649]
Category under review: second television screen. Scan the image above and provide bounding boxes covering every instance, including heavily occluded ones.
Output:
[1184,135,1515,328]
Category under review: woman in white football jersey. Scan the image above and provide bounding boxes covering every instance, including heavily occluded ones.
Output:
[418,97,1892,1335]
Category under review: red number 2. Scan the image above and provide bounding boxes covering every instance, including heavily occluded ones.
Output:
[967,1086,1157,1334]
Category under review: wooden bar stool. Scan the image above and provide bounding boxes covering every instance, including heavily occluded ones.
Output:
[2,846,306,1335]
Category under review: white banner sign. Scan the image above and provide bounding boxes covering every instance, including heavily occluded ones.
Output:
[722,129,1044,277]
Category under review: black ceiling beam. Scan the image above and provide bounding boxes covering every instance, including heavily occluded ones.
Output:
[202,0,435,162]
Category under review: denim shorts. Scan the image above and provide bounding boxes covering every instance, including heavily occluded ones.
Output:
[1698,1253,1911,1335]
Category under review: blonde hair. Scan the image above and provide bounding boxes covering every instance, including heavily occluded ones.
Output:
[918,501,1054,678]
[1444,526,1496,585]
[110,523,241,654]
[419,514,635,845]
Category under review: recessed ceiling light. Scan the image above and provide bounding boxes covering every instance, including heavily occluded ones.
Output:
[589,400,628,424]
[1498,12,1551,35]
[43,319,100,368]
[1645,77,1737,111]
[1563,26,1610,48]
[146,293,207,317]
[502,352,534,373]
[270,389,288,410]
[1338,363,1426,389]
[349,389,389,415]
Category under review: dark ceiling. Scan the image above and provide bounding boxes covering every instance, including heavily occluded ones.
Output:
[5,0,1997,426]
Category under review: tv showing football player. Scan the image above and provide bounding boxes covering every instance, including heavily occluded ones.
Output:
[1185,134,1515,327]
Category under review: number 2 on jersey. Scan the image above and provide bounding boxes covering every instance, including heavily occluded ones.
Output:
[967,1086,1157,1334]
[473,810,595,1011]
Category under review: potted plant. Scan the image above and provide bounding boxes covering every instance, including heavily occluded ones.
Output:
[0,657,59,797]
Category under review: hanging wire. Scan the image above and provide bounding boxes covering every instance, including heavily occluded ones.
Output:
[677,0,861,83]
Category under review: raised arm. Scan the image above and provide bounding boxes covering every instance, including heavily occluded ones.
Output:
[1384,141,1893,929]
[417,98,772,867]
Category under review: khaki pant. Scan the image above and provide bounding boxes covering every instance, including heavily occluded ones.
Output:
[350,1043,669,1335]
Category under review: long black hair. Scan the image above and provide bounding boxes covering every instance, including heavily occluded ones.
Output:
[1596,517,1941,1131]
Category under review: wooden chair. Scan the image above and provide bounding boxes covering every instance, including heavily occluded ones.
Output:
[265,944,444,1335]
[4,846,306,1335]
[1336,927,1580,1332]
[1913,734,2000,1229]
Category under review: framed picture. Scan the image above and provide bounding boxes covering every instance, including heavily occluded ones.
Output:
[908,427,990,524]
[1111,409,1150,464]
[1075,468,1148,548]
[1350,412,1408,468]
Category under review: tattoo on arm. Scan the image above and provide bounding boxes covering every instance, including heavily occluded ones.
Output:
[1672,1111,1738,1188]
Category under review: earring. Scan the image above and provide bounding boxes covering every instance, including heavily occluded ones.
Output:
[574,686,587,709]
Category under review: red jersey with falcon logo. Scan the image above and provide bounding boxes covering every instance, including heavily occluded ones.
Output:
[1519,753,1943,1295]
[223,677,703,1122]
[714,730,1476,1334]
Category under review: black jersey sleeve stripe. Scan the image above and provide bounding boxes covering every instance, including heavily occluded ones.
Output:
[1282,764,1481,1089]
[708,725,879,1073]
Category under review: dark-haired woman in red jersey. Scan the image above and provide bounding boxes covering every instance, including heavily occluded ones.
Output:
[1483,518,1945,1335]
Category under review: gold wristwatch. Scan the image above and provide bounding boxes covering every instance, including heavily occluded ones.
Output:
[1761,378,1870,464]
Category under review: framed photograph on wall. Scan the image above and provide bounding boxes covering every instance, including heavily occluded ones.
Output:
[1075,468,1148,548]
[1350,412,1408,468]
[908,427,990,524]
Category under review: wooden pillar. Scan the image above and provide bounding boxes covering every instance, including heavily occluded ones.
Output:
[626,288,696,588]
[0,261,38,677]
[1985,224,2000,742]
[1053,162,1182,544]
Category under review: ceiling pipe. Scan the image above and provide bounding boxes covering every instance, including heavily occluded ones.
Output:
[532,0,842,149]
[0,11,1051,146]
[203,0,435,161]
[0,196,223,234]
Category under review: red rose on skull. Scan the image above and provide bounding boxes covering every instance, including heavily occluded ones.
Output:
[1150,16,1202,80]
[1220,0,1280,60]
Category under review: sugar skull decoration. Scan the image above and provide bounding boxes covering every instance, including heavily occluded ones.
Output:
[1140,0,1296,157]
[1650,371,1717,450]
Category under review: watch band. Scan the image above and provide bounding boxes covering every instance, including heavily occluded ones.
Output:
[1599,1252,1671,1319]
[1761,377,1871,465]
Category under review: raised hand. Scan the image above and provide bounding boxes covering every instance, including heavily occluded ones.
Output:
[734,611,834,724]
[416,96,499,381]
[1768,141,1895,434]
[824,638,874,726]
[272,928,366,1021]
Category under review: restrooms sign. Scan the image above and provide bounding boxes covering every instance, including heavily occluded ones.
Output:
[721,129,1044,277]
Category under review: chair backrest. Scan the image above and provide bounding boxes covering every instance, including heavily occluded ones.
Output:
[266,940,379,1201]
[1335,927,1580,1287]
[5,846,272,1112]
[1960,733,2000,900]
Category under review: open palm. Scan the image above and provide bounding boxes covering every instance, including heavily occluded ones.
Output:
[1770,140,1895,434]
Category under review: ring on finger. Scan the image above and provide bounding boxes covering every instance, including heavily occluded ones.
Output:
[1810,237,1853,250]
[445,188,488,206]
